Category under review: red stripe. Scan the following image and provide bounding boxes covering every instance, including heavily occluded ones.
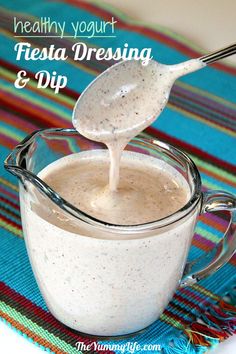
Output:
[193,233,215,250]
[60,0,236,75]
[181,287,211,304]
[0,92,70,129]
[200,214,227,233]
[172,87,236,122]
[193,232,226,254]
[1,59,235,175]
[0,133,19,149]
[0,59,79,100]
[169,99,235,132]
[0,205,21,222]
[146,126,236,174]
[0,185,19,201]
[163,309,190,326]
[0,109,39,133]
[0,213,22,231]
[173,292,205,315]
[197,164,236,188]
[0,195,20,211]
[0,282,114,353]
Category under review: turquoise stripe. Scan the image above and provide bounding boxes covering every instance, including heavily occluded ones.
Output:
[187,244,236,295]
[200,262,236,293]
[0,0,235,102]
[0,120,29,141]
[197,221,224,239]
[188,244,206,262]
[0,2,235,351]
[200,172,236,195]
[1,31,235,166]
[0,229,48,311]
[0,206,21,225]
[0,34,94,91]
[155,107,236,164]
[0,179,18,198]
[1,79,73,120]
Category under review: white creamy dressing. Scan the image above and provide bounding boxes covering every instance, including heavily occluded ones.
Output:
[73,59,205,191]
[39,151,189,226]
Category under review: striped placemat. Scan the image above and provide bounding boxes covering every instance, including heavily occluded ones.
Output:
[0,1,235,353]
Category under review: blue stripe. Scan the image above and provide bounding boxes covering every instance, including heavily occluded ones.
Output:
[197,222,224,239]
[0,119,29,141]
[155,107,236,164]
[0,206,21,225]
[0,230,48,310]
[200,172,236,194]
[0,34,94,92]
[0,0,235,101]
[1,79,73,120]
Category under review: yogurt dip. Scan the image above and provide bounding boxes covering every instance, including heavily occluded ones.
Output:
[40,150,189,225]
[20,150,199,335]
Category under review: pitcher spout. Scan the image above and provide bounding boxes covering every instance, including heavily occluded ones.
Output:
[4,128,122,232]
[4,130,42,180]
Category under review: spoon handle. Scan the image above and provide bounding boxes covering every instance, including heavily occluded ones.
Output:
[200,43,236,64]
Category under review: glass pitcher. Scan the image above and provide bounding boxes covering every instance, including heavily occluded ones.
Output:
[4,128,236,336]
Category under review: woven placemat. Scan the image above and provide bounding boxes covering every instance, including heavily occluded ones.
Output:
[0,1,235,353]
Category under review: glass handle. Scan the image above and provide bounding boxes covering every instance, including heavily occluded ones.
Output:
[180,190,236,287]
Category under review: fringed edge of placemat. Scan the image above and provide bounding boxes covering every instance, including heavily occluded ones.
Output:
[162,285,236,354]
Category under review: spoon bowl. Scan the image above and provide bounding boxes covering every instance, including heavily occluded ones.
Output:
[72,58,206,145]
[73,60,170,143]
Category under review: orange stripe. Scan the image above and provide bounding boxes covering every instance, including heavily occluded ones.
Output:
[192,238,212,251]
[0,212,22,228]
[0,311,67,354]
[198,165,236,188]
[0,205,20,221]
[1,69,74,110]
[200,214,227,233]
[192,238,236,266]
[0,134,18,149]
[0,91,67,128]
[62,0,236,75]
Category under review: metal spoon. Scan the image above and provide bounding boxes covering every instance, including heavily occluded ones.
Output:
[73,43,236,146]
[72,43,236,191]
[200,43,236,64]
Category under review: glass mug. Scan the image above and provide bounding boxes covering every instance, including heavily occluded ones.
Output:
[4,128,236,336]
